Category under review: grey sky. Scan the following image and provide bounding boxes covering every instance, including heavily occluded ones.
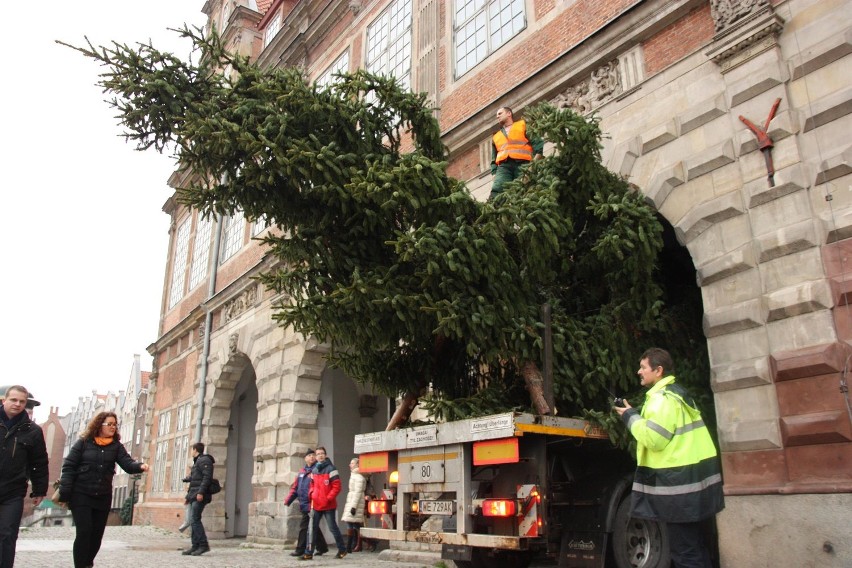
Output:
[2,2,207,422]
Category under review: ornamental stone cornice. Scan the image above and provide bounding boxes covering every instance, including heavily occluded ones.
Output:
[257,0,351,71]
[704,5,784,72]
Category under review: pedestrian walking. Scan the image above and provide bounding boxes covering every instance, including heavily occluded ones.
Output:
[58,411,148,568]
[284,449,328,557]
[301,447,347,560]
[182,442,215,556]
[0,385,49,568]
[340,458,367,553]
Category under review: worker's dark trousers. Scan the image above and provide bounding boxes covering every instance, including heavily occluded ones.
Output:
[490,160,527,199]
[667,521,713,568]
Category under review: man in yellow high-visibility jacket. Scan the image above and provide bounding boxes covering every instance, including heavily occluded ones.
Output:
[490,107,544,199]
[615,347,724,568]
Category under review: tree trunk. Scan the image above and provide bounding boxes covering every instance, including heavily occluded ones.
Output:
[385,383,428,431]
[521,360,552,415]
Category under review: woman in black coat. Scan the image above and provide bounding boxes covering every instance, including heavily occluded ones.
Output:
[59,411,148,568]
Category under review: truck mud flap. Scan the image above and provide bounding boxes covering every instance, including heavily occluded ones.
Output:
[442,544,472,562]
[559,531,607,568]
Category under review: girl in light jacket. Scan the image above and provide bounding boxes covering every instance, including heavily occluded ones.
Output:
[340,458,368,552]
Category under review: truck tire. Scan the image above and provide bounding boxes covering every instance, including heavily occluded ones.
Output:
[611,497,670,568]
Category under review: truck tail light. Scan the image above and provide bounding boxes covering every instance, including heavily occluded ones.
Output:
[368,500,391,515]
[481,499,517,517]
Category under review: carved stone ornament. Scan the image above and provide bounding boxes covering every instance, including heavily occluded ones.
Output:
[711,0,770,33]
[551,60,621,114]
[705,4,784,72]
[348,0,365,15]
[229,332,240,356]
[223,286,258,323]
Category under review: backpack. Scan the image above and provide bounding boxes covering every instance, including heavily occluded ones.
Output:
[209,478,222,494]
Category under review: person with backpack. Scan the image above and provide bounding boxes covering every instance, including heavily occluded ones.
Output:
[181,442,215,557]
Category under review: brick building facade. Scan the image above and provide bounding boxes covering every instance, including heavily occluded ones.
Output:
[136,0,851,565]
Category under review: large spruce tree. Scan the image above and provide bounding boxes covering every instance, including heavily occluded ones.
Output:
[64,28,678,434]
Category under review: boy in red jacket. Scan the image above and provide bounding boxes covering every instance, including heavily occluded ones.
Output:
[301,447,347,560]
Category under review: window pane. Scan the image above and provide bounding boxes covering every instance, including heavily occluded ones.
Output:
[189,215,212,290]
[168,218,191,309]
[367,0,412,83]
[221,210,245,261]
[455,0,524,77]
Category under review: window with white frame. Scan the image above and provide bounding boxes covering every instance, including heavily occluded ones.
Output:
[152,440,169,492]
[189,215,213,290]
[221,210,245,261]
[251,215,269,237]
[317,52,351,88]
[366,0,413,91]
[171,434,190,491]
[177,402,192,431]
[265,12,281,47]
[168,217,191,309]
[158,410,171,437]
[454,0,526,77]
[221,1,232,32]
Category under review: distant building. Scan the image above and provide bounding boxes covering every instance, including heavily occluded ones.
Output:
[112,355,150,513]
[40,406,67,491]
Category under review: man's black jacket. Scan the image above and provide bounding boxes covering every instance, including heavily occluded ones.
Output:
[184,453,215,504]
[0,410,49,501]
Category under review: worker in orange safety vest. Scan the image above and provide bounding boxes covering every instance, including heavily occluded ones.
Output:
[490,106,544,199]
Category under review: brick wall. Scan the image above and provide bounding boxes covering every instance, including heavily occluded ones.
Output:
[642,4,714,75]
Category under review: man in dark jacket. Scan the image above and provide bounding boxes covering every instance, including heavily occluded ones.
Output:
[182,442,215,556]
[284,449,327,557]
[302,447,347,560]
[0,385,48,568]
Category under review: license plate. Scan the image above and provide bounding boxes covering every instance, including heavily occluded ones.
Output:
[419,499,455,515]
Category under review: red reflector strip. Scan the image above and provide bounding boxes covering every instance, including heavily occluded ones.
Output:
[481,499,517,517]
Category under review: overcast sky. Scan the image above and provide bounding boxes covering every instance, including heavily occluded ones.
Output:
[2,2,208,422]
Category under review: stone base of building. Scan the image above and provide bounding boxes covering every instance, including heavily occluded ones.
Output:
[718,493,851,567]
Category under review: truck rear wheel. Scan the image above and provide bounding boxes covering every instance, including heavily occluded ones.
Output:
[611,497,670,568]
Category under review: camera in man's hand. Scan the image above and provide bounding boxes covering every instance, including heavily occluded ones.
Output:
[612,397,625,408]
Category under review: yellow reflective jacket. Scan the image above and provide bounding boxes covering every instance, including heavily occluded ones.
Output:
[622,375,725,522]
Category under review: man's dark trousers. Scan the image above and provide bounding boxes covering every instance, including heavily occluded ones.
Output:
[190,501,209,550]
[296,510,327,554]
[667,521,713,568]
[0,495,23,568]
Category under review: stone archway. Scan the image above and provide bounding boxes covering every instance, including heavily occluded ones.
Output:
[207,341,257,539]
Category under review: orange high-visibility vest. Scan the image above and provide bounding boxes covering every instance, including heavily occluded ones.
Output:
[493,120,534,164]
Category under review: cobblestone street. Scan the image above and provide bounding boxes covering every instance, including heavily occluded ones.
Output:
[15,526,436,568]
